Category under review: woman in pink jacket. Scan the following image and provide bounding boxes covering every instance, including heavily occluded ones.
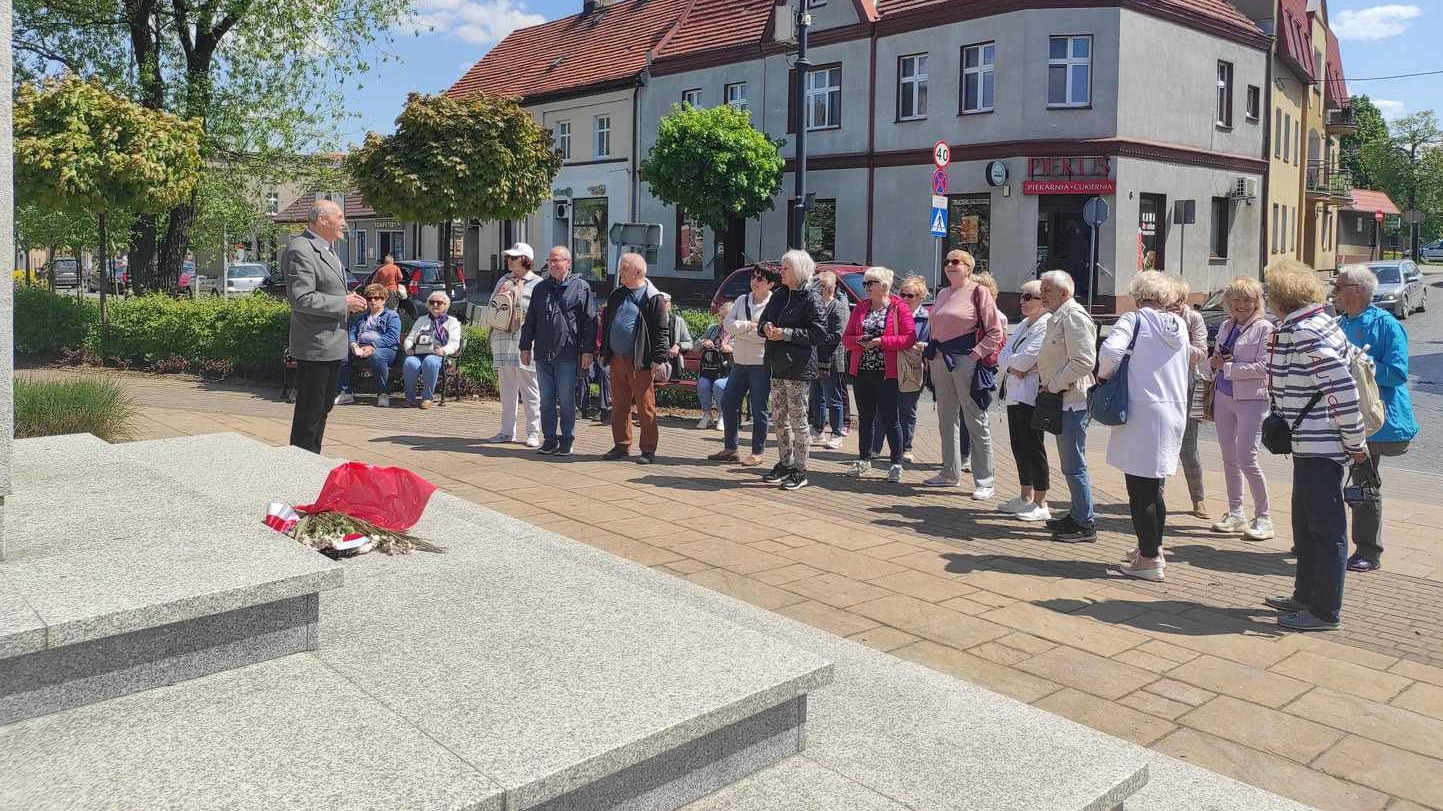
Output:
[841,266,917,482]
[1208,276,1275,541]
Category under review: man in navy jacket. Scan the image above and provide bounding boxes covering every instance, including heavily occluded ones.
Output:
[520,246,597,456]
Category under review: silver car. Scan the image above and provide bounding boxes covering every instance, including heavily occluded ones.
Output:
[1342,261,1428,320]
[1420,241,1443,264]
[196,263,270,297]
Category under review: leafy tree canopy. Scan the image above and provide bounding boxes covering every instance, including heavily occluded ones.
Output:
[346,92,563,225]
[14,76,204,217]
[641,104,784,232]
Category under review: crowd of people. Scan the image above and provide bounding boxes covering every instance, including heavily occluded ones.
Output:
[284,201,1419,633]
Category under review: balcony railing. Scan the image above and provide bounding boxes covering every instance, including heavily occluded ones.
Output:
[1306,161,1353,198]
[1326,104,1358,134]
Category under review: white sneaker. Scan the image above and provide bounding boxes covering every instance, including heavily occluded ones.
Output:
[887,464,903,483]
[714,420,725,432]
[1212,512,1248,533]
[923,474,959,487]
[1120,552,1166,581]
[484,432,510,443]
[334,392,354,405]
[825,435,843,450]
[845,460,870,478]
[376,394,390,408]
[1016,504,1052,522]
[810,431,825,446]
[998,497,1032,514]
[961,458,972,473]
[1244,516,1275,541]
[697,415,711,430]
[524,434,542,449]
[971,486,995,501]
[902,452,915,463]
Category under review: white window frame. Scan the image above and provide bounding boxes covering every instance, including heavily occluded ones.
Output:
[1282,113,1291,162]
[724,82,749,116]
[1271,203,1280,253]
[1047,35,1092,108]
[682,88,702,108]
[898,53,928,120]
[962,42,995,114]
[594,115,611,158]
[1245,85,1261,121]
[265,190,279,215]
[1216,60,1234,127]
[557,120,572,160]
[805,66,842,130]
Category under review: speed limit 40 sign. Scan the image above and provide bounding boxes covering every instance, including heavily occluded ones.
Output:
[932,140,951,169]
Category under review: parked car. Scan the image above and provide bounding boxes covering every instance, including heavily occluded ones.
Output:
[1420,240,1443,264]
[1336,261,1427,320]
[86,263,128,294]
[709,261,874,313]
[178,261,199,295]
[363,259,465,319]
[195,262,270,297]
[42,257,82,288]
[252,266,360,300]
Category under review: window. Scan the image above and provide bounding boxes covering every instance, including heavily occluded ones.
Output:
[1274,108,1282,157]
[1047,35,1091,107]
[1216,61,1234,127]
[1295,128,1301,166]
[1271,203,1280,253]
[1290,206,1297,251]
[1282,113,1290,162]
[947,195,991,272]
[594,115,611,158]
[682,88,702,107]
[725,82,749,116]
[1210,197,1231,259]
[1322,208,1332,250]
[805,66,842,130]
[895,54,928,120]
[807,0,826,6]
[677,209,703,270]
[1246,85,1260,121]
[787,198,837,262]
[962,42,995,113]
[264,190,279,215]
[557,121,571,160]
[351,230,367,267]
[571,197,609,281]
[1280,206,1288,253]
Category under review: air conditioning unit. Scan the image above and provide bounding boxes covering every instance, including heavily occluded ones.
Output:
[1231,177,1258,201]
[553,200,571,220]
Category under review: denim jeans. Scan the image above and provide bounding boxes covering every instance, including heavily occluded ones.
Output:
[854,370,902,464]
[698,375,728,416]
[340,347,396,394]
[809,373,844,434]
[875,388,921,454]
[1292,456,1347,622]
[402,354,443,400]
[537,356,580,442]
[1055,408,1095,526]
[722,364,770,454]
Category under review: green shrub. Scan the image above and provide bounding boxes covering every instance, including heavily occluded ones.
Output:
[13,286,96,355]
[455,325,498,395]
[15,376,137,442]
[678,307,715,343]
[95,293,290,374]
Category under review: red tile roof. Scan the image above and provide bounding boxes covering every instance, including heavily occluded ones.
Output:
[447,0,689,102]
[1349,189,1400,216]
[1277,0,1316,81]
[653,0,774,62]
[1324,28,1347,109]
[272,190,382,223]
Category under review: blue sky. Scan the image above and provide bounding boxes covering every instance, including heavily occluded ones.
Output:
[337,0,1441,147]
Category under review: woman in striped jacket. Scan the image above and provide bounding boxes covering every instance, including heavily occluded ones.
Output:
[1262,259,1369,633]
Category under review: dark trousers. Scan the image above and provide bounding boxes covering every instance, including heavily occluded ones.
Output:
[1292,457,1348,623]
[1125,474,1166,558]
[579,356,612,413]
[855,369,901,464]
[809,372,845,434]
[1007,404,1050,491]
[1350,441,1406,564]
[290,358,341,454]
[877,388,922,454]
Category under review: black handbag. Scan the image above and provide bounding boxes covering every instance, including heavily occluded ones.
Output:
[1261,392,1323,455]
[1032,390,1065,435]
[1344,457,1381,505]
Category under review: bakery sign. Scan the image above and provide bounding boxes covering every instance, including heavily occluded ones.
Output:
[1022,156,1116,195]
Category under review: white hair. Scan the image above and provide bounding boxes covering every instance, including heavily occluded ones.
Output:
[307,199,340,224]
[1040,270,1074,296]
[1336,264,1379,299]
[427,290,451,307]
[781,249,816,289]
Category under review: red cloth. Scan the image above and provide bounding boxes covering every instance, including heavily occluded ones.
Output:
[295,462,437,532]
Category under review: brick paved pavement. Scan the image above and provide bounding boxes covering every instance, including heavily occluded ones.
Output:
[35,365,1443,810]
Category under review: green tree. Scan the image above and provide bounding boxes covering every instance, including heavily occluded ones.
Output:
[347,92,563,274]
[1340,95,1390,189]
[641,104,784,274]
[14,76,203,315]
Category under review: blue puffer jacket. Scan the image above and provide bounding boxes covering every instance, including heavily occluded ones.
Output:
[1338,305,1418,444]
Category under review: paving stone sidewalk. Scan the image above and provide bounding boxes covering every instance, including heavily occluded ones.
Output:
[39,367,1443,811]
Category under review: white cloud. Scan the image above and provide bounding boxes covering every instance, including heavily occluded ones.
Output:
[1333,4,1423,40]
[1373,99,1408,119]
[398,0,545,46]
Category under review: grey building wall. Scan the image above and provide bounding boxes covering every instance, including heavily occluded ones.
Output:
[1,0,13,507]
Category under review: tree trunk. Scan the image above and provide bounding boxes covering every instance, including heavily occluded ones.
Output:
[722,215,746,277]
[127,215,158,293]
[98,212,110,349]
[158,199,196,292]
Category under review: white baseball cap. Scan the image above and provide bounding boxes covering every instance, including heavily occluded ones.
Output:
[502,242,535,262]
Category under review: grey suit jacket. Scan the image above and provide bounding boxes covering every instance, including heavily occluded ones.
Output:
[284,230,350,362]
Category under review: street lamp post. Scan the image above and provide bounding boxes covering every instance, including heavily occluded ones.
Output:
[789,6,811,251]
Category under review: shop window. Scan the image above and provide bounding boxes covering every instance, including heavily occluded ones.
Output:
[571,197,609,281]
[677,209,704,271]
[946,194,991,277]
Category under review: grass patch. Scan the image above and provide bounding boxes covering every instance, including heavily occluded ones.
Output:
[15,376,138,442]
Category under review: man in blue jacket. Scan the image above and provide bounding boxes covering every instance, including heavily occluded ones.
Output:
[1333,264,1419,573]
[520,246,597,457]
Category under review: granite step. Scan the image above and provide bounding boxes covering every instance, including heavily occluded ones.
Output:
[0,432,833,811]
[0,434,342,725]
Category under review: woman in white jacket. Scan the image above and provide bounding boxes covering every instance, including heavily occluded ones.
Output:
[402,292,463,408]
[1099,272,1190,581]
[996,280,1053,522]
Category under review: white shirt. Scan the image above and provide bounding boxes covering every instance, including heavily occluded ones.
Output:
[304,228,331,251]
[997,313,1051,407]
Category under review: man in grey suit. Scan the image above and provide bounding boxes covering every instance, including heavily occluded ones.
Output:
[286,199,365,453]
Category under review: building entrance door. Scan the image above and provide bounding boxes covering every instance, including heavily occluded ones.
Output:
[1037,194,1093,301]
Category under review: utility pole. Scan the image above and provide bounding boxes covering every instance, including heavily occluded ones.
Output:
[789,5,811,251]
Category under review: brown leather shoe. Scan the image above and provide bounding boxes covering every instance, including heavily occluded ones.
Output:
[707,449,739,462]
[1192,501,1210,519]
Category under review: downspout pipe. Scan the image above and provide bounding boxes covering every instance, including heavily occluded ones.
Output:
[1259,29,1275,277]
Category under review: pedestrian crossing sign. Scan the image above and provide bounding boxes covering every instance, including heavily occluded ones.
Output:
[929,206,948,238]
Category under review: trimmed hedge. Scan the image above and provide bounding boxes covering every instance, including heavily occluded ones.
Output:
[13,286,95,355]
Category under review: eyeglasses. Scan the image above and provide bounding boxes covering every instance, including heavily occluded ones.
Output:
[366,296,385,301]
[863,280,882,289]
[900,292,922,299]
[427,300,447,306]
[946,259,965,266]
[1020,293,1037,302]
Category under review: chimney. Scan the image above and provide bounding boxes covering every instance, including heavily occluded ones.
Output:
[583,0,619,13]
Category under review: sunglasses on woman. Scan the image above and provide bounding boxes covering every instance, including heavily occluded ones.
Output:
[900,292,922,299]
[366,296,386,301]
[863,280,883,288]
[427,300,447,307]
[1020,293,1037,302]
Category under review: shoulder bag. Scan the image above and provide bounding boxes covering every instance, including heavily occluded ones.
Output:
[1087,315,1140,427]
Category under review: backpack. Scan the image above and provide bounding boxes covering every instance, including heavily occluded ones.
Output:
[486,278,524,333]
[1344,341,1386,436]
